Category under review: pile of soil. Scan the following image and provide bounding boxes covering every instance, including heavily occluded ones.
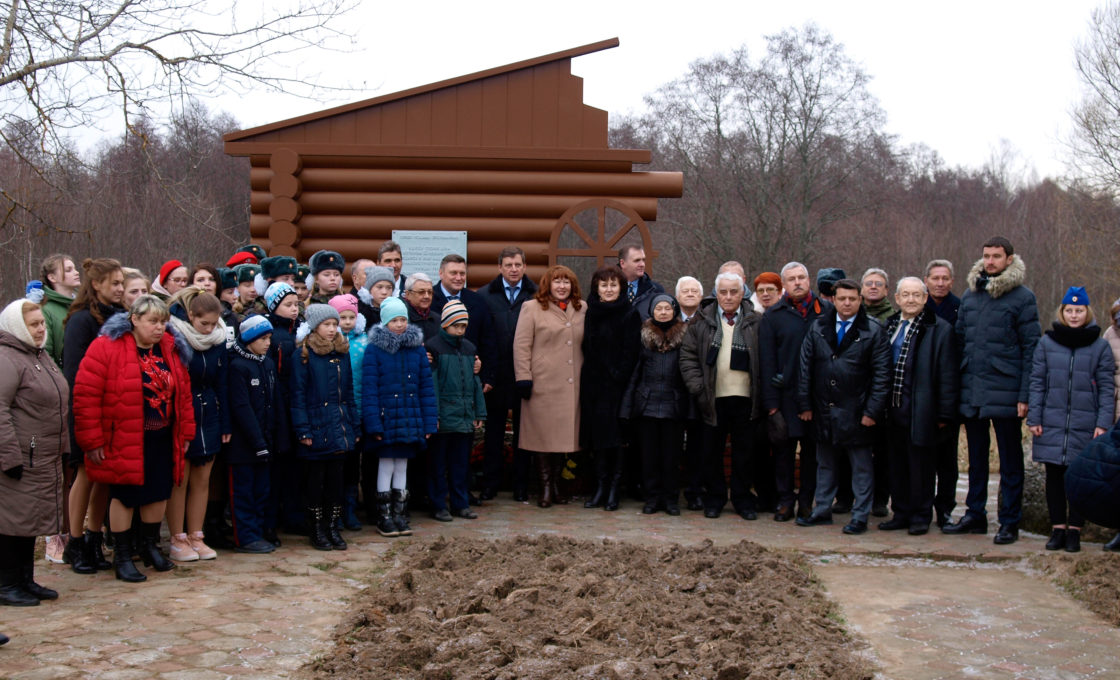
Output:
[1032,551,1120,626]
[310,535,873,679]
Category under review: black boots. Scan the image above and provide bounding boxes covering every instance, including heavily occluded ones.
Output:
[375,492,398,537]
[327,506,348,550]
[308,507,333,551]
[85,529,111,571]
[0,568,38,606]
[139,522,174,572]
[112,531,146,583]
[605,451,625,512]
[63,532,95,574]
[392,489,412,536]
[1045,528,1066,551]
[21,558,57,601]
[584,454,608,508]
[1106,533,1120,553]
[342,486,362,531]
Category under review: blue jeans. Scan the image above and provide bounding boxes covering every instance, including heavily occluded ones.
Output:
[428,432,472,512]
[963,417,1024,526]
[230,462,270,547]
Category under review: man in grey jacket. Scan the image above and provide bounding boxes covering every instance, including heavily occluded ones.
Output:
[943,237,1040,545]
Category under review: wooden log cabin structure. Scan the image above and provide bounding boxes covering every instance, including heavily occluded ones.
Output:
[223,38,684,287]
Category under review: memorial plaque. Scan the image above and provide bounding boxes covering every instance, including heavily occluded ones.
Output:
[393,230,468,281]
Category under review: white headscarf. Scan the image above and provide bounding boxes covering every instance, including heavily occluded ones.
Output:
[0,299,45,349]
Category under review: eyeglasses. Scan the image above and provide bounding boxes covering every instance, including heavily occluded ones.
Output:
[863,281,886,288]
[756,286,780,295]
[168,277,189,285]
[897,291,926,299]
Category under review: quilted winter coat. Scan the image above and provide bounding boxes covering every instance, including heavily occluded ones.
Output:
[1027,322,1115,466]
[0,330,70,537]
[225,343,281,465]
[291,337,360,459]
[72,313,196,486]
[361,324,437,446]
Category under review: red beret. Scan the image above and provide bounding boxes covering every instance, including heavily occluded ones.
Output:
[226,251,258,267]
[158,260,185,286]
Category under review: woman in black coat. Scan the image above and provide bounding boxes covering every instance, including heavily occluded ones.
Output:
[579,266,641,510]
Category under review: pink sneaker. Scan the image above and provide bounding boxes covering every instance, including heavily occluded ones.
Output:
[169,533,199,562]
[189,531,217,560]
[44,534,66,564]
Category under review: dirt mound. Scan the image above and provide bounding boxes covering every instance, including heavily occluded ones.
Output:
[1032,551,1120,626]
[309,535,873,679]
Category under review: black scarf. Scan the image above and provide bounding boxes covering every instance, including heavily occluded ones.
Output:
[1047,322,1100,349]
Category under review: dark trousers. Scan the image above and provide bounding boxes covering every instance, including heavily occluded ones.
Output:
[429,432,472,512]
[702,396,754,512]
[0,534,34,571]
[963,417,1024,526]
[886,423,935,525]
[304,455,345,508]
[1045,463,1085,527]
[639,417,683,505]
[750,419,777,510]
[230,461,270,547]
[933,423,960,519]
[482,383,529,494]
[682,418,705,504]
[268,448,304,531]
[835,424,890,508]
[815,441,874,522]
[775,434,817,512]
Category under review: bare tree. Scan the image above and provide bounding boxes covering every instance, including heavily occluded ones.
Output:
[1070,1,1120,194]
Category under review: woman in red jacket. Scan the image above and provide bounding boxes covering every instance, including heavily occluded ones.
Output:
[73,295,195,583]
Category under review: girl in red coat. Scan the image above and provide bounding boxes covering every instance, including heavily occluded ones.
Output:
[73,295,195,583]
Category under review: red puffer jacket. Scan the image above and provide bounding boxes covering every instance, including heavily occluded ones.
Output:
[72,313,196,486]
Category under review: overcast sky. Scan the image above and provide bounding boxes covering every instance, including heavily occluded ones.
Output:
[210,0,1103,180]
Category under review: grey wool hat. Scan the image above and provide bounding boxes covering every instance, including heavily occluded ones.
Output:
[303,303,341,332]
[364,265,395,290]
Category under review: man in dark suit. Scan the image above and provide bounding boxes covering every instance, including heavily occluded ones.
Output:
[377,240,407,298]
[477,247,538,500]
[923,259,962,527]
[759,262,834,521]
[795,279,891,535]
[431,253,498,391]
[619,245,665,319]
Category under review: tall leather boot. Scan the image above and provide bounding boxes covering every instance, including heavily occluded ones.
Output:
[85,529,111,571]
[0,568,38,606]
[328,506,348,550]
[63,532,94,574]
[21,555,57,601]
[605,449,625,511]
[139,522,174,572]
[391,489,412,536]
[342,485,362,530]
[308,507,332,551]
[374,492,398,537]
[552,456,569,505]
[111,531,146,583]
[537,454,553,508]
[584,453,608,508]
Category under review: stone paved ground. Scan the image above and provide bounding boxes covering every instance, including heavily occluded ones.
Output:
[1,476,1117,679]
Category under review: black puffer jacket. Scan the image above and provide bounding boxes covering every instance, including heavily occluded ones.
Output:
[579,295,641,449]
[1066,420,1120,529]
[621,320,690,420]
[797,308,891,446]
[225,343,282,465]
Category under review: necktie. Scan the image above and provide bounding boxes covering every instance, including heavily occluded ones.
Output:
[892,320,909,363]
[628,281,637,303]
[724,311,736,326]
[837,319,851,343]
[508,286,517,304]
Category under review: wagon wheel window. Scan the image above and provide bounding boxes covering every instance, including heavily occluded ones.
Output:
[547,198,657,284]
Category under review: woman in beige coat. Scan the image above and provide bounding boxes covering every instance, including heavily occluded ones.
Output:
[513,265,585,508]
[0,299,70,606]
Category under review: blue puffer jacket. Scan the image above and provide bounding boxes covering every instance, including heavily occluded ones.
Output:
[291,336,360,459]
[343,317,368,412]
[362,324,437,445]
[1028,322,1115,465]
[167,307,231,460]
[956,257,1041,419]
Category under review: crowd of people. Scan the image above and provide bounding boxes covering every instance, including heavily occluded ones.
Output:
[2,235,1120,617]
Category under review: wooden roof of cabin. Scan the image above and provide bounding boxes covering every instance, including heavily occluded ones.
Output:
[224,37,648,163]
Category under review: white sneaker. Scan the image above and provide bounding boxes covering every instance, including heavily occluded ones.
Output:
[189,531,217,560]
[169,533,199,562]
[44,534,66,564]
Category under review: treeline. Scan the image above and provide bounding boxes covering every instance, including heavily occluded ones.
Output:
[614,25,1120,316]
[0,103,249,298]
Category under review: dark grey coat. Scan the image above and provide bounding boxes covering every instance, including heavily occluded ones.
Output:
[1028,322,1115,465]
[956,257,1041,419]
[797,308,891,446]
[679,300,762,427]
[759,294,833,438]
[885,310,960,447]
